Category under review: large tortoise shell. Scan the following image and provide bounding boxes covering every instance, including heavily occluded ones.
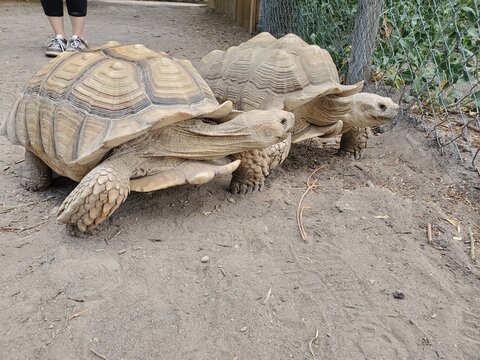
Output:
[1,42,231,180]
[198,32,363,111]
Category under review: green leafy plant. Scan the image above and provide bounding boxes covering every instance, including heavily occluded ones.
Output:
[261,0,479,110]
[372,0,479,110]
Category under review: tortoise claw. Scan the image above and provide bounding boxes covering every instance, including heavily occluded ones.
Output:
[336,148,362,159]
[229,178,265,195]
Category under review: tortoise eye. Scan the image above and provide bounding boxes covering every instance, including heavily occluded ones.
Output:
[379,103,387,111]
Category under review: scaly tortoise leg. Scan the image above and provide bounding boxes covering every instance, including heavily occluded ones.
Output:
[230,149,269,195]
[337,127,369,159]
[56,159,131,233]
[21,150,52,191]
[229,137,291,195]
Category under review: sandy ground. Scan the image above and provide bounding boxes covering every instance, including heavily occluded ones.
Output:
[1,1,480,359]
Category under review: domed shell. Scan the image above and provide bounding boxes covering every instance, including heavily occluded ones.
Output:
[198,32,363,111]
[1,42,232,181]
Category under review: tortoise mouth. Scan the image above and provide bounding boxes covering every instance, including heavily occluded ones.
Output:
[370,114,394,125]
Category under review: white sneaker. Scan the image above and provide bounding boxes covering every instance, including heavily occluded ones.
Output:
[45,34,67,57]
[66,35,88,52]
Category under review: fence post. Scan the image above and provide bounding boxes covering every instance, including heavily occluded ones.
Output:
[347,0,383,85]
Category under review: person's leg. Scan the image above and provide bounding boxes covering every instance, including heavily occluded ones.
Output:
[66,0,87,38]
[65,0,88,51]
[46,16,65,37]
[40,0,65,35]
[40,0,67,56]
[70,16,85,39]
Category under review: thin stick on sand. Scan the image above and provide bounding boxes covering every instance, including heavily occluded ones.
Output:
[468,226,476,261]
[308,328,319,359]
[297,167,324,241]
[427,223,433,244]
[90,349,107,360]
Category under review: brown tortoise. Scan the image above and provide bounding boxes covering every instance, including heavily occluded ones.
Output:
[199,32,399,194]
[1,41,294,233]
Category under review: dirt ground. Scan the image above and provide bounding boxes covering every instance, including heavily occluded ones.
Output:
[1,1,480,359]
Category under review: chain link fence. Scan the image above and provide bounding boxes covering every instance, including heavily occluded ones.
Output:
[258,0,480,173]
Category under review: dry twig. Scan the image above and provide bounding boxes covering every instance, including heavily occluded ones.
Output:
[308,328,319,359]
[90,349,107,360]
[262,286,272,305]
[427,223,433,244]
[297,167,324,241]
[67,308,88,322]
[0,202,36,214]
[22,220,48,231]
[0,220,47,233]
[469,226,476,261]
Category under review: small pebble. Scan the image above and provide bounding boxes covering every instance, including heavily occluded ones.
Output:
[436,238,449,248]
[335,202,356,212]
[201,255,209,263]
[240,326,248,333]
[393,289,405,299]
[227,197,236,203]
[366,181,375,188]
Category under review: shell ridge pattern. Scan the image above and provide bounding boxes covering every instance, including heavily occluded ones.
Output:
[49,101,60,162]
[201,32,358,110]
[71,117,87,162]
[250,49,308,92]
[73,114,113,165]
[142,58,208,107]
[12,96,26,145]
[298,46,339,86]
[214,47,268,109]
[64,51,150,118]
[23,94,39,150]
[39,53,108,105]
[33,53,75,96]
[101,46,153,114]
[56,57,111,115]
[24,95,45,155]
[226,48,260,107]
[241,48,307,110]
[179,60,217,104]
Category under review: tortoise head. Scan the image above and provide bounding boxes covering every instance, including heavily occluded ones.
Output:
[152,109,295,160]
[231,109,295,144]
[350,93,399,127]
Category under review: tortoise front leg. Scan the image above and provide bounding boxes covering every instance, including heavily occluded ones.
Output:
[230,149,270,195]
[21,150,52,191]
[230,137,291,195]
[56,158,131,234]
[337,127,369,159]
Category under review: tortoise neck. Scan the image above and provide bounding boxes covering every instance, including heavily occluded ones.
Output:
[125,119,267,160]
[293,95,355,128]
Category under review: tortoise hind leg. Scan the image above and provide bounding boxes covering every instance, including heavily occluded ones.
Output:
[56,159,131,233]
[21,150,52,191]
[337,127,369,159]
